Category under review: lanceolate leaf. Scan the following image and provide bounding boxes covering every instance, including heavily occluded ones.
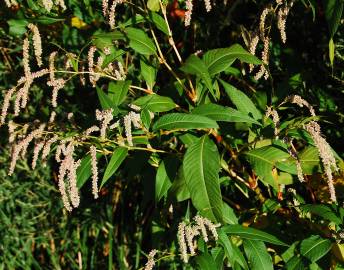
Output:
[133,94,175,112]
[191,103,261,125]
[180,54,213,92]
[300,204,342,225]
[101,147,128,187]
[203,44,261,76]
[222,225,288,246]
[195,252,218,270]
[153,113,218,131]
[276,146,321,175]
[155,157,179,202]
[300,235,332,262]
[96,86,119,115]
[245,145,290,189]
[243,240,273,270]
[126,27,157,55]
[183,135,223,222]
[108,80,131,106]
[220,80,262,120]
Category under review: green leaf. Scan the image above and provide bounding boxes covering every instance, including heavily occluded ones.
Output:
[222,203,238,224]
[32,16,65,24]
[196,252,218,270]
[276,146,321,175]
[285,256,306,270]
[133,94,175,112]
[108,80,131,106]
[243,240,273,270]
[220,80,262,120]
[140,59,157,90]
[96,86,115,110]
[245,145,290,189]
[192,103,261,125]
[300,204,342,225]
[147,0,160,11]
[180,54,213,92]
[101,147,128,187]
[92,31,126,48]
[8,19,29,36]
[183,135,223,222]
[148,12,169,35]
[203,44,261,76]
[218,229,248,269]
[126,27,157,55]
[169,167,190,202]
[120,14,145,28]
[155,157,179,202]
[300,235,332,262]
[153,113,218,131]
[222,225,288,246]
[140,108,152,129]
[323,0,344,37]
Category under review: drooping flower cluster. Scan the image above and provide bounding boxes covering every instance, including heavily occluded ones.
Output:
[177,215,220,263]
[88,46,126,87]
[42,0,66,12]
[143,249,158,270]
[247,0,295,80]
[304,121,338,202]
[90,145,99,199]
[265,106,280,136]
[56,141,81,211]
[102,0,125,29]
[4,0,17,8]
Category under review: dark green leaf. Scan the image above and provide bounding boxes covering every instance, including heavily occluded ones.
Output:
[243,240,273,270]
[220,80,262,120]
[300,235,332,262]
[192,103,261,125]
[140,60,157,90]
[155,157,179,202]
[180,54,213,92]
[126,27,157,55]
[222,225,288,246]
[101,147,128,187]
[203,44,261,76]
[196,252,218,270]
[77,153,102,188]
[183,135,223,222]
[153,113,218,131]
[108,80,131,106]
[133,94,175,112]
[246,145,290,189]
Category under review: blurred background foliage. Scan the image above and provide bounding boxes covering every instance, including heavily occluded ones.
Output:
[1,0,344,269]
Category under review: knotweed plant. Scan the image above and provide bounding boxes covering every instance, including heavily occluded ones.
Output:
[0,0,343,269]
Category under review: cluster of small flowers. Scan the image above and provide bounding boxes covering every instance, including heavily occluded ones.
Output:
[177,215,220,263]
[184,0,213,27]
[288,94,316,117]
[4,0,17,8]
[265,106,280,136]
[8,124,46,176]
[56,141,81,211]
[143,249,158,270]
[90,145,99,199]
[124,111,141,146]
[42,0,66,12]
[96,108,114,139]
[277,1,294,43]
[102,0,125,29]
[304,121,338,202]
[248,1,294,80]
[88,46,126,87]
